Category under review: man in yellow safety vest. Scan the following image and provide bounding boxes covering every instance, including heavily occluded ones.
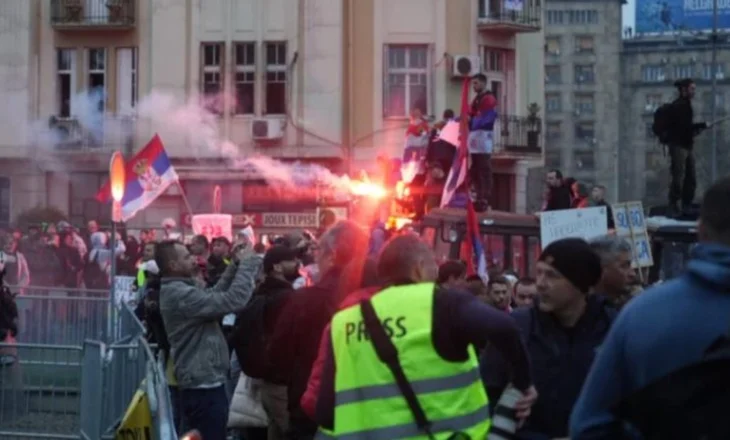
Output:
[314,234,537,439]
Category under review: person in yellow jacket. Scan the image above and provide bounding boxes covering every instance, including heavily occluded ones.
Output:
[313,234,538,439]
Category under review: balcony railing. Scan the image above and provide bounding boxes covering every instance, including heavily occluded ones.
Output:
[51,0,136,29]
[477,0,542,33]
[45,115,135,154]
[494,115,542,154]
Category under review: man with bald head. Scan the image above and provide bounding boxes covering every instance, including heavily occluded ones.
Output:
[312,234,537,439]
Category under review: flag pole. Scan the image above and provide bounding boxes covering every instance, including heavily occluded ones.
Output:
[176,180,195,217]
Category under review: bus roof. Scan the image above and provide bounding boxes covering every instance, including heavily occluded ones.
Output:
[420,208,540,235]
[646,215,698,231]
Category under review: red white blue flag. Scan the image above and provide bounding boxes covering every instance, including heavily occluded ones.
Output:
[96,134,179,221]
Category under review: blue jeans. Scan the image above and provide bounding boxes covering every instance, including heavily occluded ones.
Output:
[180,385,229,440]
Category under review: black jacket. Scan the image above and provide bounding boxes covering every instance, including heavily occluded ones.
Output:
[481,296,616,439]
[667,97,707,149]
[545,185,572,211]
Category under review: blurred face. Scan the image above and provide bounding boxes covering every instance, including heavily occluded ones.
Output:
[190,240,207,256]
[168,243,196,277]
[489,282,511,310]
[3,240,15,253]
[12,230,21,241]
[274,259,301,282]
[686,83,696,99]
[469,280,490,304]
[571,182,580,196]
[535,260,583,314]
[63,234,74,247]
[212,240,230,257]
[143,243,156,261]
[514,282,537,307]
[472,78,486,93]
[50,234,60,247]
[415,253,439,283]
[546,172,560,188]
[410,108,423,122]
[591,186,604,202]
[600,251,635,295]
[88,221,99,234]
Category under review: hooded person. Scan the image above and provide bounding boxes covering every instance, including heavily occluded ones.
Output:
[482,238,615,439]
[84,231,126,289]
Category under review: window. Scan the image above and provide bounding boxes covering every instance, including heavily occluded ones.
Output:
[674,64,694,79]
[574,151,595,171]
[546,93,562,112]
[575,121,595,140]
[116,47,137,113]
[574,64,595,84]
[645,121,654,138]
[0,178,8,228]
[56,48,76,118]
[546,65,561,84]
[703,63,725,80]
[574,36,594,54]
[641,65,666,82]
[547,11,564,25]
[545,151,562,168]
[483,48,506,72]
[546,121,562,139]
[200,42,224,114]
[265,41,287,115]
[646,93,664,112]
[384,45,429,118]
[88,48,106,112]
[567,10,599,24]
[574,93,595,114]
[234,42,255,115]
[545,37,561,56]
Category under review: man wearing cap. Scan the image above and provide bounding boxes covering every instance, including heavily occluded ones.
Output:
[230,245,300,439]
[481,238,616,439]
[663,78,710,216]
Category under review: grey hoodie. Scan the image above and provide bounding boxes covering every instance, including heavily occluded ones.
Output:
[160,254,262,388]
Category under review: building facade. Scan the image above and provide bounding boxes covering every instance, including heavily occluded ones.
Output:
[543,0,623,199]
[619,35,730,206]
[0,0,545,231]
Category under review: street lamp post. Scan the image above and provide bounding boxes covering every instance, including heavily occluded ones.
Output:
[109,151,126,341]
[710,0,719,182]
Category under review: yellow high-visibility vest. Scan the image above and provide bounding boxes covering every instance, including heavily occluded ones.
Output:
[325,282,490,439]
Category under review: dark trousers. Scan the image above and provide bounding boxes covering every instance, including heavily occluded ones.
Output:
[668,145,696,207]
[470,153,492,205]
[180,385,229,440]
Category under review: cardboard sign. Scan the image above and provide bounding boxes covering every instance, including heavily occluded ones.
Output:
[613,202,653,268]
[114,276,136,309]
[192,214,233,242]
[540,207,608,248]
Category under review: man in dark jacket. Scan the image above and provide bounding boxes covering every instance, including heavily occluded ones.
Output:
[267,220,369,439]
[482,238,615,439]
[665,78,709,216]
[543,169,572,211]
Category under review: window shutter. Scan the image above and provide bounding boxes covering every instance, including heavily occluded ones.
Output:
[116,48,133,114]
[383,44,390,118]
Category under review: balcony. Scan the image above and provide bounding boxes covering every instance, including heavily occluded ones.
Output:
[494,115,542,155]
[477,0,542,33]
[51,0,136,30]
[45,115,135,155]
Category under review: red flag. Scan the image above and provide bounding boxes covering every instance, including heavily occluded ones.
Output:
[456,79,477,275]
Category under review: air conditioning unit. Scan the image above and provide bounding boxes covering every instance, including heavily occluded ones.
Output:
[451,55,481,78]
[717,72,725,79]
[645,104,654,112]
[251,118,284,141]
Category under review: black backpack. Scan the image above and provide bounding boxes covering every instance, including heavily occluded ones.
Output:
[0,272,18,343]
[84,253,109,289]
[652,103,673,144]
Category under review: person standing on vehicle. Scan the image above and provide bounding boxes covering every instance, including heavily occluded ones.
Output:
[570,177,730,439]
[157,240,262,440]
[664,78,709,216]
[469,73,498,213]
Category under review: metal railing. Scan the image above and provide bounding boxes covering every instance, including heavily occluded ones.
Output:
[13,287,110,346]
[494,115,543,153]
[1,291,177,439]
[50,0,136,27]
[477,0,542,30]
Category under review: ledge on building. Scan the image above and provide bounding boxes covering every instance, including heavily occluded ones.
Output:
[494,115,542,156]
[50,0,136,30]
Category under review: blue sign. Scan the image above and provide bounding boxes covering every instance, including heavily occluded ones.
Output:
[635,0,730,34]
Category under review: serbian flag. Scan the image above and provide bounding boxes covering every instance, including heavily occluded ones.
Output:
[442,79,488,281]
[96,134,179,221]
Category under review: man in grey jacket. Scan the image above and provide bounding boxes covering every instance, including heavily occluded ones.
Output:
[156,240,262,440]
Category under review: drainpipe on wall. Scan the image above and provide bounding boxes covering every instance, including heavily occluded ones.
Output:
[223,0,233,158]
[347,0,354,177]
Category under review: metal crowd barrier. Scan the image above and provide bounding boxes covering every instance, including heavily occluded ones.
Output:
[12,286,110,346]
[1,288,177,439]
